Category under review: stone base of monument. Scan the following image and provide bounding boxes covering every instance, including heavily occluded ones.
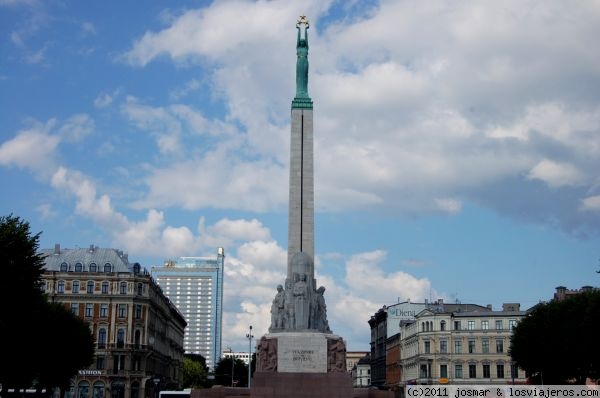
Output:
[251,372,352,398]
[251,332,352,398]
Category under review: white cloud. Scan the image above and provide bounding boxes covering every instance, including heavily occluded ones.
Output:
[434,198,462,214]
[24,45,47,64]
[81,21,96,36]
[527,159,585,188]
[58,114,94,142]
[94,90,120,108]
[169,79,202,101]
[121,1,331,66]
[139,154,287,212]
[581,195,600,212]
[0,119,59,175]
[36,203,57,220]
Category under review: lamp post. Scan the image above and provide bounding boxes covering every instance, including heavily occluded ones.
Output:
[226,346,234,387]
[246,325,253,388]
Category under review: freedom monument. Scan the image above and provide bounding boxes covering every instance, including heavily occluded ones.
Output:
[250,16,353,398]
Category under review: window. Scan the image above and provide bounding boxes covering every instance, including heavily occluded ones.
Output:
[132,355,141,371]
[104,263,112,273]
[440,364,448,378]
[424,341,431,354]
[100,304,108,318]
[101,281,109,294]
[72,280,80,293]
[483,364,491,378]
[482,339,490,353]
[118,304,127,318]
[120,282,127,294]
[511,364,519,379]
[469,364,477,378]
[75,262,83,272]
[454,340,462,354]
[420,364,429,378]
[468,320,475,330]
[440,340,447,354]
[117,329,125,348]
[455,364,463,379]
[96,356,105,369]
[58,280,65,293]
[468,339,476,354]
[137,283,143,296]
[71,303,79,315]
[440,320,446,331]
[60,262,68,272]
[134,330,141,348]
[497,364,505,378]
[454,321,461,330]
[85,303,93,317]
[496,339,504,353]
[98,328,106,348]
[89,263,97,273]
[495,320,503,330]
[482,320,489,330]
[87,281,94,294]
[40,280,46,292]
[509,319,518,329]
[135,304,142,319]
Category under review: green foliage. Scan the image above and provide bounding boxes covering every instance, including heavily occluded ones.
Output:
[0,214,94,392]
[213,357,248,387]
[182,356,207,388]
[510,290,600,384]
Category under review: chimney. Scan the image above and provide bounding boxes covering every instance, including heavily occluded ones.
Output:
[486,304,492,310]
[502,303,520,312]
[89,244,95,252]
[54,244,60,255]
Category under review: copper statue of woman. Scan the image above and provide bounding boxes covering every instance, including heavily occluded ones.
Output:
[295,17,309,99]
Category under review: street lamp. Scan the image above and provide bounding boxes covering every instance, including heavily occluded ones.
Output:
[152,378,160,398]
[246,325,253,388]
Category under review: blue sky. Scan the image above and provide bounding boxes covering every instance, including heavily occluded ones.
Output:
[1,0,599,352]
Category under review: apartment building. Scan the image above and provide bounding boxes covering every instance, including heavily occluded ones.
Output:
[41,244,186,398]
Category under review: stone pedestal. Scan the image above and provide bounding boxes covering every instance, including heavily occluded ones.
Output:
[252,332,351,397]
[251,372,352,398]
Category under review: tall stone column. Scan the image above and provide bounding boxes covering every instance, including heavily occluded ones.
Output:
[287,106,314,281]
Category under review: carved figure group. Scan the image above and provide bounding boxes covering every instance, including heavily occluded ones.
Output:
[268,251,331,333]
[257,337,278,372]
[269,279,331,332]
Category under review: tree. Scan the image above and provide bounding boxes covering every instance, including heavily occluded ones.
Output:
[0,214,48,391]
[0,215,94,394]
[510,290,600,384]
[213,357,248,387]
[182,356,208,388]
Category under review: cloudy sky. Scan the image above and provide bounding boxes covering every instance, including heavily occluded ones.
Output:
[1,0,600,352]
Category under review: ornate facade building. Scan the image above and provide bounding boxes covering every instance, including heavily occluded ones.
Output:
[399,302,527,385]
[41,244,186,398]
[369,300,527,389]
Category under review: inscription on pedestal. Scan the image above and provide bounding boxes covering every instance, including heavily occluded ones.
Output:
[277,333,327,373]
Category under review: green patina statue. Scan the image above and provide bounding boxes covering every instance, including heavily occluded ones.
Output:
[296,18,309,98]
[292,15,313,109]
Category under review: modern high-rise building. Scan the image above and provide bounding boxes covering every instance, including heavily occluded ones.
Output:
[151,248,224,371]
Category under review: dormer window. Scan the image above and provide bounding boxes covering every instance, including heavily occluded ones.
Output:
[60,262,68,272]
[75,263,83,272]
[89,263,97,272]
[104,263,112,273]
